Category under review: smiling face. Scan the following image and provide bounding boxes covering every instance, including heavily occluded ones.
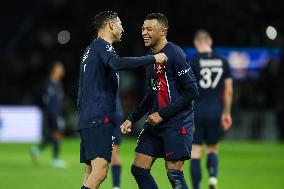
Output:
[142,19,166,47]
[110,17,124,42]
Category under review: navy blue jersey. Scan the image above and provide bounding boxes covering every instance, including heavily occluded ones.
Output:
[128,43,198,128]
[43,79,64,116]
[190,52,231,118]
[77,38,156,130]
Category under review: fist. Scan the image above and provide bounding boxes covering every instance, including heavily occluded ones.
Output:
[221,113,232,131]
[154,53,168,64]
[120,120,132,134]
[146,112,163,126]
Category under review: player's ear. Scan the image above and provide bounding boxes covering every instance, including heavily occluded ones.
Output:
[108,21,114,30]
[209,38,213,46]
[161,28,167,36]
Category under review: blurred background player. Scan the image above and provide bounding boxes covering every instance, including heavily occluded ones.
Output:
[189,30,233,189]
[31,61,67,168]
[111,91,124,189]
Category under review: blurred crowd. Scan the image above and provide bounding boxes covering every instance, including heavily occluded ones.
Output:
[0,0,283,139]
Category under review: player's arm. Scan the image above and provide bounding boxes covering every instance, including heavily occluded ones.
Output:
[127,90,152,123]
[221,78,233,130]
[223,78,233,115]
[107,53,167,71]
[159,82,198,119]
[152,55,199,124]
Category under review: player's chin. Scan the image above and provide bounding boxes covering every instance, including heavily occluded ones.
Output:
[144,41,151,47]
[115,37,122,42]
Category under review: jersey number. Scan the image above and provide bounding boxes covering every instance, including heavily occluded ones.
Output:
[199,67,223,89]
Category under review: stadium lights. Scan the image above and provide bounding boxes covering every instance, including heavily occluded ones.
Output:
[266,25,277,40]
[57,30,71,44]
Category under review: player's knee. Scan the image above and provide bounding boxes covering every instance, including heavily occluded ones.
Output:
[191,145,202,159]
[85,164,92,174]
[206,145,218,154]
[95,169,108,183]
[167,169,186,189]
[131,164,149,177]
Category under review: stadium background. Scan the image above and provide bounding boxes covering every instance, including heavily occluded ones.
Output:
[0,0,283,188]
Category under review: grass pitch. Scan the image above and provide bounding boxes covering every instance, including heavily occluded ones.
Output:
[0,138,283,189]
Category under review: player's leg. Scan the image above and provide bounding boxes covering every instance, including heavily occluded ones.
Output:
[163,123,194,189]
[190,118,204,189]
[43,115,67,167]
[166,160,189,189]
[30,117,51,162]
[190,145,202,189]
[111,145,121,189]
[131,126,162,189]
[205,118,222,189]
[111,126,122,189]
[30,132,50,162]
[83,164,92,184]
[205,145,218,189]
[80,123,114,189]
[132,153,158,189]
[84,157,109,189]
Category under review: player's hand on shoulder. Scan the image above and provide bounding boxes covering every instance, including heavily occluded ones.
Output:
[146,112,163,126]
[154,53,168,64]
[120,120,132,134]
[221,113,232,131]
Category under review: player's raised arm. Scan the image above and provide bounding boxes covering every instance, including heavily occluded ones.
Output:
[107,53,167,71]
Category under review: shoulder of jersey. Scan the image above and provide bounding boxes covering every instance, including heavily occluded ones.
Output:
[167,43,186,57]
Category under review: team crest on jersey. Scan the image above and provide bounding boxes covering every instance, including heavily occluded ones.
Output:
[106,44,115,53]
[156,64,164,74]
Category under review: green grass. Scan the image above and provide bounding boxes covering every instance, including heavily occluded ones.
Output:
[0,138,284,189]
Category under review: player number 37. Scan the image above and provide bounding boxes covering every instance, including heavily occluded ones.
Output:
[199,67,223,89]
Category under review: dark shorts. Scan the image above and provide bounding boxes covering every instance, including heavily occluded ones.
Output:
[46,113,59,132]
[135,123,194,161]
[192,117,222,145]
[79,123,114,164]
[113,125,122,145]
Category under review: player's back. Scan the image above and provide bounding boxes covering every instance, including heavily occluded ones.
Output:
[190,52,231,118]
[77,38,118,130]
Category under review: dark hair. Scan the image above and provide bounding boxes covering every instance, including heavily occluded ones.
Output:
[145,13,169,28]
[194,29,212,41]
[93,11,118,31]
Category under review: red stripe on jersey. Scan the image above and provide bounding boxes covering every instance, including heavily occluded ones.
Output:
[154,63,170,109]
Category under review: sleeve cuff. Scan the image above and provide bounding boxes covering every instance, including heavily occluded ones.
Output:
[127,114,134,123]
[158,109,169,120]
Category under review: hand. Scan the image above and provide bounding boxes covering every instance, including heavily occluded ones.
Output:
[221,113,232,131]
[146,112,163,126]
[120,120,132,134]
[154,53,168,64]
[52,131,64,140]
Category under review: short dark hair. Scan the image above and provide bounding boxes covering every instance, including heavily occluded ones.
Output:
[194,29,212,41]
[145,13,169,28]
[93,11,118,31]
